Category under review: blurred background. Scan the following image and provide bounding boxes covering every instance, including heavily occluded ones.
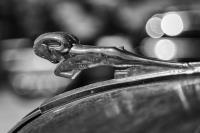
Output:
[1,0,200,132]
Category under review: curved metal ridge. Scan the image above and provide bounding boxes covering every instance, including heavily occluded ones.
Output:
[8,109,41,133]
[40,67,200,113]
[9,67,200,132]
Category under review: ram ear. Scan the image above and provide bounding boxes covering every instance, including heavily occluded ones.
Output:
[34,32,79,51]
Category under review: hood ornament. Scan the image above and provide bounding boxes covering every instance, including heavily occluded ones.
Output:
[33,32,200,80]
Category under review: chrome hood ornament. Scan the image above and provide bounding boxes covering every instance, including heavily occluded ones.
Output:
[33,32,200,80]
[9,32,200,133]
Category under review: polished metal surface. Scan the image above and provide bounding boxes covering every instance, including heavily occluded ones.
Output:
[10,72,200,133]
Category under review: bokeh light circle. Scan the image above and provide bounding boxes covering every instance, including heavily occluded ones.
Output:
[146,17,164,38]
[154,39,176,60]
[161,13,184,36]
